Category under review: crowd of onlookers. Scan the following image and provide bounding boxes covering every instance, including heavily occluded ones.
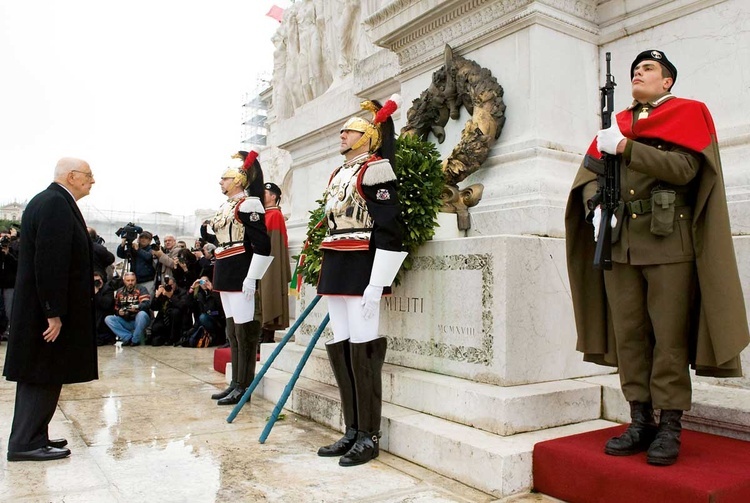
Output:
[92,227,227,348]
[0,224,230,349]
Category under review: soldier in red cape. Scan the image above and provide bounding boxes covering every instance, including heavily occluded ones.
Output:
[566,50,749,466]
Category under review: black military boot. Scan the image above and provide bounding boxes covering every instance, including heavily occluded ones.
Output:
[217,386,245,405]
[339,338,387,467]
[647,410,683,466]
[212,318,237,400]
[604,401,658,456]
[220,320,260,406]
[318,340,358,457]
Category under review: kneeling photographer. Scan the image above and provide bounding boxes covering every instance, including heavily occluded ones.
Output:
[104,271,151,346]
[180,276,226,347]
[150,275,190,346]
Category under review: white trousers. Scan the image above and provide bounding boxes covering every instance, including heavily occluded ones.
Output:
[327,296,381,344]
[219,291,255,324]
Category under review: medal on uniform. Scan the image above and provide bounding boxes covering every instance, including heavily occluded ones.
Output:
[638,106,650,120]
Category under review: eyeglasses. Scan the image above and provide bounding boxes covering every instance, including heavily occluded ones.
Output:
[72,170,94,179]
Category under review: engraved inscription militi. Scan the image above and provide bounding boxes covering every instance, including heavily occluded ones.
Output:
[299,253,493,366]
[385,253,494,365]
[383,296,425,313]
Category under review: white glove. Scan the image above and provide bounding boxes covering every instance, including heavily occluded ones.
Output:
[242,277,256,301]
[592,206,618,242]
[361,284,383,320]
[596,123,626,155]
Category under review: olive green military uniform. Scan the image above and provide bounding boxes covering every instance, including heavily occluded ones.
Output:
[566,93,749,411]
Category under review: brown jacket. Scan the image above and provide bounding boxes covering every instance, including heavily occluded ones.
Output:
[565,96,749,376]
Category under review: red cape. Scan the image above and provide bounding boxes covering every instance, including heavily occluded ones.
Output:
[586,97,715,157]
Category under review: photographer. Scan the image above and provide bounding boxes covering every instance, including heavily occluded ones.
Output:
[172,247,201,290]
[198,243,216,280]
[0,227,19,338]
[104,271,151,346]
[116,230,157,295]
[88,227,115,282]
[93,271,116,346]
[149,275,189,346]
[152,234,179,285]
[182,276,225,347]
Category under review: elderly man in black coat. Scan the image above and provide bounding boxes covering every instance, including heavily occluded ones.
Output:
[3,157,98,462]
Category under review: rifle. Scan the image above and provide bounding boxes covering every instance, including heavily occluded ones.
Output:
[584,52,619,270]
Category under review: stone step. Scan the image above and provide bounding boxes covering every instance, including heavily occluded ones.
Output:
[251,365,616,499]
[259,342,601,436]
[578,374,750,441]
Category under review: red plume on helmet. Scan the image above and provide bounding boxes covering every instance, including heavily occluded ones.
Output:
[242,150,259,172]
[373,94,401,125]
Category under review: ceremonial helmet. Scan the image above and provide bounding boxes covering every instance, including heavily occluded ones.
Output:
[341,94,401,153]
[221,150,259,189]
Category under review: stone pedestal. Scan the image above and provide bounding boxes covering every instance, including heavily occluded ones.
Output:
[297,235,610,386]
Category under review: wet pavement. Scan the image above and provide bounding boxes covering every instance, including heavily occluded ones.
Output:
[0,343,559,502]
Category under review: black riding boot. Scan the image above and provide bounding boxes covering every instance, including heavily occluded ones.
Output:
[647,410,683,466]
[604,401,658,456]
[218,320,260,406]
[318,340,358,457]
[212,318,236,400]
[339,338,387,467]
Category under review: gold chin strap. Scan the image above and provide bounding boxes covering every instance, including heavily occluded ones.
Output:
[341,99,385,153]
[222,157,248,189]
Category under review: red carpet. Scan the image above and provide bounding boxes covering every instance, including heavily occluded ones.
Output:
[533,425,750,503]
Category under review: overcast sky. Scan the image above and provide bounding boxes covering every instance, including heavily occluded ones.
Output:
[0,0,289,216]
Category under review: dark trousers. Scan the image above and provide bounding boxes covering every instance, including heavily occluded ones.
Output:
[604,261,696,410]
[8,382,63,452]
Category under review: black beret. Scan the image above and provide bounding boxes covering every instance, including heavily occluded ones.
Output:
[264,182,282,197]
[630,50,677,88]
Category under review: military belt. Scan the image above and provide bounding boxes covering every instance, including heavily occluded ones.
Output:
[625,194,689,215]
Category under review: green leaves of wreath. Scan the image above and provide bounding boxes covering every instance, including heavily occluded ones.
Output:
[294,134,444,287]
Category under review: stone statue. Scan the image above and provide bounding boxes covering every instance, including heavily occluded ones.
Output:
[272,28,291,120]
[271,0,375,117]
[283,3,305,111]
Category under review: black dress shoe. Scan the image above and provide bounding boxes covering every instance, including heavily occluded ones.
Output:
[7,446,71,462]
[217,387,245,405]
[48,438,68,449]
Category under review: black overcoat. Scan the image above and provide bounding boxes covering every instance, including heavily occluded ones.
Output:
[3,183,98,384]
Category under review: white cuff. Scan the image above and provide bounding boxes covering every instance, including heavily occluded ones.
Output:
[246,254,274,280]
[369,249,408,287]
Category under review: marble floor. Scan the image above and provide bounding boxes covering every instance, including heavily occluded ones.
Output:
[0,343,558,503]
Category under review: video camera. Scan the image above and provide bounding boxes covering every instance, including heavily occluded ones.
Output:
[115,223,143,244]
[150,235,161,252]
[0,235,9,248]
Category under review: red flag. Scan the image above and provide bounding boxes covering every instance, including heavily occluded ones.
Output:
[266,5,284,23]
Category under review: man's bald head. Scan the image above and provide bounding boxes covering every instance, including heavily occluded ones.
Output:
[53,157,94,200]
[54,158,88,181]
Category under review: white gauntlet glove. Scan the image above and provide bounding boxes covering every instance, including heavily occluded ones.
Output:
[361,284,383,320]
[242,254,274,301]
[596,123,626,155]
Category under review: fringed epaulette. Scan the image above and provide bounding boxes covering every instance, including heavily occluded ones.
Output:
[361,159,396,186]
[237,197,265,215]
